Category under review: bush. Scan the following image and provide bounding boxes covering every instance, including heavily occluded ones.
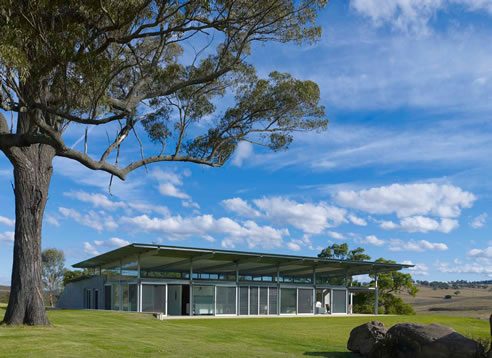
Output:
[444,295,452,299]
[383,296,415,315]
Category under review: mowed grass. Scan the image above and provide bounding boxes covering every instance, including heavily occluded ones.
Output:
[0,305,489,358]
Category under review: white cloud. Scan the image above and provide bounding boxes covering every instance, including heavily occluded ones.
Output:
[336,183,475,218]
[286,234,315,252]
[351,0,492,35]
[83,242,100,256]
[182,200,200,209]
[389,239,448,252]
[253,197,347,234]
[45,215,60,227]
[327,231,345,240]
[348,214,367,226]
[94,237,130,248]
[0,216,14,227]
[221,198,261,218]
[468,246,492,259]
[398,216,459,233]
[0,231,14,243]
[361,235,385,246]
[158,183,190,200]
[231,141,253,167]
[64,191,127,211]
[379,220,399,230]
[287,241,301,251]
[120,214,287,250]
[437,261,492,277]
[470,213,487,229]
[402,260,429,276]
[59,207,117,232]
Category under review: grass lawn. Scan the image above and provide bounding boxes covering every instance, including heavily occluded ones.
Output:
[0,305,489,358]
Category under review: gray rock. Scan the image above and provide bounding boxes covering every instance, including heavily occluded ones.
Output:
[377,322,485,358]
[347,321,387,356]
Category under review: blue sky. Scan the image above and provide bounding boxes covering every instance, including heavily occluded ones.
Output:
[1,0,492,284]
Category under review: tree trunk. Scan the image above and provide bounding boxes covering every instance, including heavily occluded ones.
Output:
[2,143,55,326]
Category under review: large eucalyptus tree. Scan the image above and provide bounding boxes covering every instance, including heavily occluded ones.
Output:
[0,0,328,325]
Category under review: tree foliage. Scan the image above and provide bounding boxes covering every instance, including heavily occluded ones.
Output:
[0,0,329,325]
[41,248,65,307]
[317,243,417,315]
[0,0,328,176]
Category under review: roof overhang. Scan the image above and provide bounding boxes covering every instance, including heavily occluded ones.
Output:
[73,243,413,277]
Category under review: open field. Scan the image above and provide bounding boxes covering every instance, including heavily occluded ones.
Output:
[398,285,492,320]
[0,305,489,358]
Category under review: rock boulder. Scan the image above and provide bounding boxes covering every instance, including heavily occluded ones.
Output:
[347,321,387,356]
[379,322,485,358]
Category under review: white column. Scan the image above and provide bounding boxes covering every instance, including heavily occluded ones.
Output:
[189,259,193,316]
[374,273,379,315]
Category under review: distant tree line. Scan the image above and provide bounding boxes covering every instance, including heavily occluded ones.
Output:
[416,280,491,290]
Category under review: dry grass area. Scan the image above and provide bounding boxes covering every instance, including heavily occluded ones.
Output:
[399,284,492,320]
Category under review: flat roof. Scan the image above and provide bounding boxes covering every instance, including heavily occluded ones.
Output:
[73,243,412,277]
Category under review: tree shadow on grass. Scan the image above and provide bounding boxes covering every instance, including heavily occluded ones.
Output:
[304,352,356,357]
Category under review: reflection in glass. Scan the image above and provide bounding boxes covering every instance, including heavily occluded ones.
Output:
[216,286,236,314]
[193,285,214,315]
[280,288,297,314]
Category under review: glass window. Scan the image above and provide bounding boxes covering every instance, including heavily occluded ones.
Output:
[104,286,111,310]
[280,288,296,314]
[102,262,121,281]
[112,284,120,310]
[193,285,214,315]
[259,287,268,315]
[121,257,138,279]
[129,284,138,312]
[239,286,249,315]
[268,287,278,315]
[298,288,314,313]
[122,284,129,311]
[332,289,347,313]
[249,286,258,315]
[216,286,236,315]
[142,284,166,313]
[315,288,330,314]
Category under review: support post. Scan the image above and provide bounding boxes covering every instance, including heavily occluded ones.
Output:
[189,259,193,316]
[312,266,316,314]
[374,273,379,315]
[236,261,240,316]
[276,264,280,315]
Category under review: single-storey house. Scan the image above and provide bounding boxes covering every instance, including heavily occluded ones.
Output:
[57,243,412,316]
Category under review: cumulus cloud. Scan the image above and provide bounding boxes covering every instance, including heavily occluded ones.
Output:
[286,234,315,252]
[327,231,345,240]
[336,183,475,219]
[0,231,14,243]
[254,197,347,234]
[389,239,448,252]
[231,141,253,167]
[59,207,117,232]
[351,0,492,34]
[45,214,60,227]
[120,214,287,250]
[83,242,100,256]
[468,246,492,259]
[348,215,367,226]
[94,237,130,248]
[360,235,385,246]
[470,213,487,229]
[0,216,14,227]
[398,216,459,233]
[402,260,429,276]
[437,261,492,277]
[64,191,127,211]
[221,198,261,218]
[151,168,193,201]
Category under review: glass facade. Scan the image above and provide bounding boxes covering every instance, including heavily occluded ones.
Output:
[249,286,258,315]
[142,284,166,313]
[239,286,249,315]
[112,284,120,310]
[298,289,314,313]
[259,287,268,315]
[332,289,347,314]
[280,288,297,314]
[193,285,214,315]
[129,284,138,312]
[216,286,236,314]
[268,287,278,315]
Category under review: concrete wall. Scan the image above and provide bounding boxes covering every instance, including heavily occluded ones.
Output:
[57,276,105,309]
